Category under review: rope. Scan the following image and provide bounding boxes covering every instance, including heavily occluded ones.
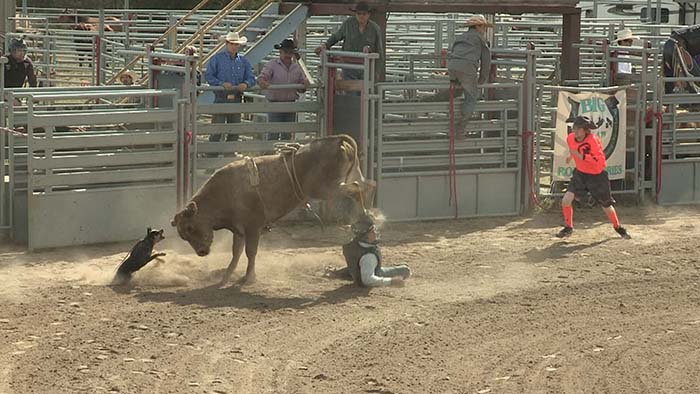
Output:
[448,81,459,219]
[645,109,665,202]
[0,127,26,136]
[275,142,325,227]
[182,130,193,205]
[281,151,307,203]
[522,130,544,209]
[672,41,700,93]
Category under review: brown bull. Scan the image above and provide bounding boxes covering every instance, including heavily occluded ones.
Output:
[171,134,374,285]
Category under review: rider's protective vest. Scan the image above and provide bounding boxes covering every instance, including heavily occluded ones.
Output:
[342,239,382,287]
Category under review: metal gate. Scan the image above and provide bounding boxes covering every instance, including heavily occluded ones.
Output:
[373,81,523,220]
[4,87,178,250]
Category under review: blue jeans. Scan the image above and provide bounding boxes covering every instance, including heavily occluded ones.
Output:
[342,69,363,97]
[267,111,296,141]
[342,68,363,80]
[210,95,241,142]
[377,265,411,279]
[448,68,479,125]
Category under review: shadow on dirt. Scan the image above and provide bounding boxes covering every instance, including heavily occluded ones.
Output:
[524,239,612,262]
[131,282,370,312]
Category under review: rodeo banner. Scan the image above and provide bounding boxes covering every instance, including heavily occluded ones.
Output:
[553,89,627,181]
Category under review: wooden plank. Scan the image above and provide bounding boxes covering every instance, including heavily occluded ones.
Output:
[32,167,176,188]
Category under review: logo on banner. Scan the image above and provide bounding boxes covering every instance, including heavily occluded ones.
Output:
[553,90,627,180]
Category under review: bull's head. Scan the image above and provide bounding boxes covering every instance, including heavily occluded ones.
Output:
[171,201,214,257]
[339,179,377,210]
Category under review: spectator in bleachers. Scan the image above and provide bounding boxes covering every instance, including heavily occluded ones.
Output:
[118,70,135,86]
[3,38,37,88]
[205,31,256,143]
[447,15,492,133]
[314,1,383,82]
[258,39,309,141]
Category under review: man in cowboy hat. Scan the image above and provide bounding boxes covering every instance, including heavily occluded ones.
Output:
[205,31,256,143]
[258,38,309,141]
[447,14,493,133]
[341,211,411,288]
[314,1,383,81]
[613,28,639,85]
[118,70,135,86]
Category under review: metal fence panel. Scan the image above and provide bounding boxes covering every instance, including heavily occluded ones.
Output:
[15,88,179,249]
[374,81,523,221]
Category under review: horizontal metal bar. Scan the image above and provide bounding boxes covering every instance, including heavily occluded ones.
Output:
[31,150,175,170]
[197,141,285,153]
[325,62,366,70]
[325,49,379,59]
[381,101,518,113]
[27,90,177,100]
[31,131,176,150]
[29,110,176,128]
[197,121,318,134]
[31,167,176,188]
[380,138,520,153]
[381,167,519,178]
[381,153,519,168]
[197,101,319,114]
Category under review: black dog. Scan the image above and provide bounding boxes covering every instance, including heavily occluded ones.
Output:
[111,228,166,286]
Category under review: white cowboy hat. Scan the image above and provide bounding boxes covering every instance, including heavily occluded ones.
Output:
[466,14,494,27]
[118,70,135,82]
[220,31,248,45]
[615,28,639,43]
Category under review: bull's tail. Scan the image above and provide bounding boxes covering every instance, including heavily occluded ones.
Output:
[338,134,367,210]
[339,134,361,183]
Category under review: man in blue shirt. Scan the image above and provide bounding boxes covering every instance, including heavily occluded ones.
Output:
[205,31,256,142]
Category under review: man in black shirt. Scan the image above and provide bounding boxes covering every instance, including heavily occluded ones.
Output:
[3,38,37,88]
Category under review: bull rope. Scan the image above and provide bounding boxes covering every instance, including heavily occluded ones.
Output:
[275,143,307,203]
[244,156,272,231]
[275,142,325,227]
[672,41,700,94]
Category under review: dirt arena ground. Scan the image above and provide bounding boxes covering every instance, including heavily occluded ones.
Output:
[1,205,699,394]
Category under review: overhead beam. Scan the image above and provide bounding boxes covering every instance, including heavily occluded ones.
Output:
[280,3,578,15]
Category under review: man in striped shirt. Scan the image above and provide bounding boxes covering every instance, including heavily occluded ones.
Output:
[258,39,309,141]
